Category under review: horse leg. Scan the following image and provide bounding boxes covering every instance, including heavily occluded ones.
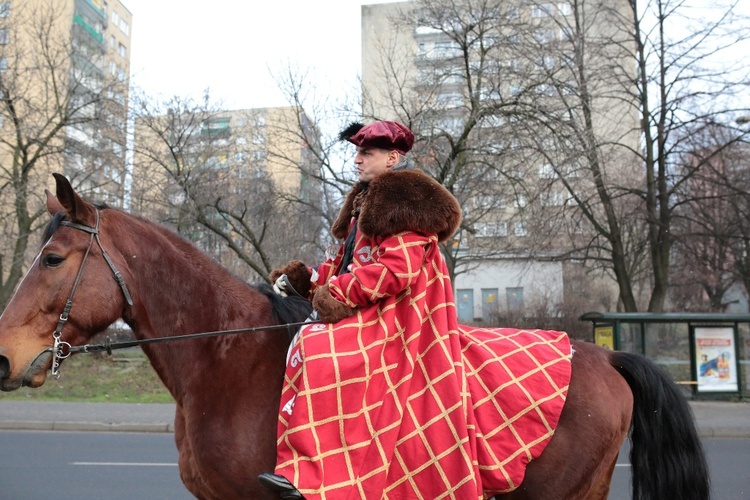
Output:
[582,448,619,500]
[497,341,632,500]
[174,404,213,499]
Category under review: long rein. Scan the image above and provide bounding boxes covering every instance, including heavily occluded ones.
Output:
[48,209,316,377]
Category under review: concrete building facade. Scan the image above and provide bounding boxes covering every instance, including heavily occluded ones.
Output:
[361,0,640,325]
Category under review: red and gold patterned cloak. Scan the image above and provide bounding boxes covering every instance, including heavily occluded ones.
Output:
[274,170,571,499]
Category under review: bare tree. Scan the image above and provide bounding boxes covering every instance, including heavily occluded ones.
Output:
[360,0,750,312]
[0,2,121,307]
[130,91,327,281]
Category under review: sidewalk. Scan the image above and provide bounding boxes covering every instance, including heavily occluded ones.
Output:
[0,401,176,433]
[0,400,748,437]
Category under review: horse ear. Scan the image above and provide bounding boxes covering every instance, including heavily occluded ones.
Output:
[45,189,64,216]
[52,173,96,225]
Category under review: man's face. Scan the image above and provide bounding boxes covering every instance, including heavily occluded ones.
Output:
[354,147,397,182]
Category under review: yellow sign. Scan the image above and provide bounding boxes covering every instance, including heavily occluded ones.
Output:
[595,326,614,350]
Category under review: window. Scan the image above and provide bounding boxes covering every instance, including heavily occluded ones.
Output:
[559,26,574,41]
[558,2,572,15]
[533,28,555,44]
[110,35,115,48]
[481,289,499,322]
[536,83,556,96]
[532,3,554,18]
[0,2,10,17]
[539,163,556,179]
[541,190,563,206]
[506,288,524,311]
[436,92,463,107]
[514,221,528,236]
[0,57,6,72]
[112,11,119,24]
[473,195,495,210]
[118,43,126,57]
[0,29,8,45]
[480,86,502,101]
[481,114,505,129]
[475,221,507,238]
[433,40,460,59]
[119,19,129,35]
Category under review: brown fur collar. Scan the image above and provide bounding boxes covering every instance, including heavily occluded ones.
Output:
[331,170,462,243]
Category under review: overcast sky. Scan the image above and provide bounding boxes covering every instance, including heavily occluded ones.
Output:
[123,0,749,116]
[124,0,401,110]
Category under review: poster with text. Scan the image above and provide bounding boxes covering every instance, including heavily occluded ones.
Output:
[694,326,738,393]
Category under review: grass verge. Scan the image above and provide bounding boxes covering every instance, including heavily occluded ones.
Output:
[0,350,174,403]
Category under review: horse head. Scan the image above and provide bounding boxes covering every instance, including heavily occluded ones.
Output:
[0,174,133,391]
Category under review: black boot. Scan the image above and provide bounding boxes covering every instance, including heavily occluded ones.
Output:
[258,472,305,499]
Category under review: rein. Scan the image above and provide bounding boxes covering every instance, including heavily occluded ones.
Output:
[59,321,315,356]
[48,208,318,378]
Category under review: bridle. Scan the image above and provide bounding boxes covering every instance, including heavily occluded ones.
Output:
[50,208,133,379]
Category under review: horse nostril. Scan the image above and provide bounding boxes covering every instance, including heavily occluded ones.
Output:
[0,355,10,380]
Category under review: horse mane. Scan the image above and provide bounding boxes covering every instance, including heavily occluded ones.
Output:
[252,282,313,331]
[41,202,110,246]
[40,212,65,246]
[126,212,314,329]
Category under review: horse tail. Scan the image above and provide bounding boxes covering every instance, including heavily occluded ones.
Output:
[610,351,710,500]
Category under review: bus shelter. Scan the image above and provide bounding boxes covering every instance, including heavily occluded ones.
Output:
[579,312,749,398]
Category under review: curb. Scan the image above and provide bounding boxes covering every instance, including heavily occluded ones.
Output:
[697,427,750,439]
[0,421,175,433]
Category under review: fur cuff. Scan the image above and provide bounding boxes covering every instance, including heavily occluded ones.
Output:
[269,260,312,298]
[313,285,357,323]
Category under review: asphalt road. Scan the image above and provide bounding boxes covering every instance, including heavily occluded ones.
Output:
[0,430,748,499]
[0,430,191,499]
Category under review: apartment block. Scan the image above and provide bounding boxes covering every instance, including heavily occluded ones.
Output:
[361,0,639,324]
[131,106,323,275]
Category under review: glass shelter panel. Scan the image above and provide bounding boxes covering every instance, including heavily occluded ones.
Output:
[644,323,691,383]
[617,322,643,354]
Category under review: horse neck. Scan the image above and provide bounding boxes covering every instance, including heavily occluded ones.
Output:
[111,214,283,399]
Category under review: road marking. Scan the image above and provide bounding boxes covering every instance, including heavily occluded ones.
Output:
[73,462,178,467]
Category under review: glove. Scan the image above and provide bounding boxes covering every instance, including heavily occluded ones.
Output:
[269,261,312,298]
[272,275,289,297]
[313,284,357,323]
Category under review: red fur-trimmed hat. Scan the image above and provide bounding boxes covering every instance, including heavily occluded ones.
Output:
[341,121,415,155]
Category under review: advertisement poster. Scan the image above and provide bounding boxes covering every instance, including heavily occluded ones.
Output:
[594,326,614,350]
[694,326,738,393]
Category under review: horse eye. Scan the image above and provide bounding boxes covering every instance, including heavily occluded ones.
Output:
[43,254,65,268]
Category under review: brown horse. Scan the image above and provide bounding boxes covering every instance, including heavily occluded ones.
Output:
[0,174,709,500]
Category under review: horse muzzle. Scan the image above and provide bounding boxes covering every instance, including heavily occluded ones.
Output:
[0,349,51,391]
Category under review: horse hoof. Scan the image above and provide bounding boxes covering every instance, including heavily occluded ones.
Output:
[258,473,305,499]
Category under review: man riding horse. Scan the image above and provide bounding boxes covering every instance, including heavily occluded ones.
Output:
[258,121,572,499]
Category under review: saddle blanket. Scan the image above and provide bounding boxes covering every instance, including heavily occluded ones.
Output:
[275,324,572,499]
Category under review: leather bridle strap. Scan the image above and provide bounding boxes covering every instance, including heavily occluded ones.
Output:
[50,209,133,379]
[60,216,133,307]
